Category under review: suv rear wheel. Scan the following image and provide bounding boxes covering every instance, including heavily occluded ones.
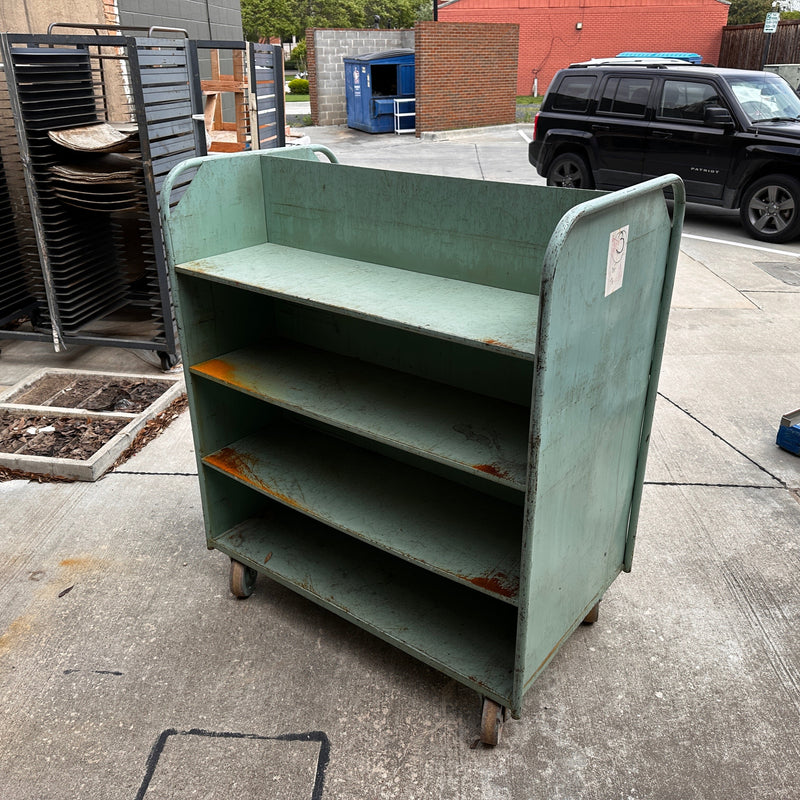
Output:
[546,153,594,189]
[739,175,800,243]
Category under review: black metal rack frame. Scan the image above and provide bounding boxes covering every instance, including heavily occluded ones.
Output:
[0,31,198,366]
[0,32,287,369]
[0,58,46,334]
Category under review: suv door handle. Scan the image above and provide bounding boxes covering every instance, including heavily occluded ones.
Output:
[651,131,672,139]
[591,124,611,132]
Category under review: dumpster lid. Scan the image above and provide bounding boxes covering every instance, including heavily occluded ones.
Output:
[345,49,414,64]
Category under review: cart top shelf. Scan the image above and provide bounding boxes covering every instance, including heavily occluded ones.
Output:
[161,148,600,297]
[176,241,540,359]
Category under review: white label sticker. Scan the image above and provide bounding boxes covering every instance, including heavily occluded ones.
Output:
[605,225,628,296]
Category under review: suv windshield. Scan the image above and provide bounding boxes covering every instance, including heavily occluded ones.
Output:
[725,73,800,123]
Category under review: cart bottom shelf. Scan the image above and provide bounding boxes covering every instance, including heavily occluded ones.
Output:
[211,504,517,705]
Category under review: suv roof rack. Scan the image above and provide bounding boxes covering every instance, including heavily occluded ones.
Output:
[617,51,703,63]
[569,58,697,68]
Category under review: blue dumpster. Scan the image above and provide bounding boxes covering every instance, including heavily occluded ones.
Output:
[344,50,415,133]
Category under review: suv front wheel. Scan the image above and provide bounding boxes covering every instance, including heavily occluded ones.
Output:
[546,153,594,189]
[739,175,800,243]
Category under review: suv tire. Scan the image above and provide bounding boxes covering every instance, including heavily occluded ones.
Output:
[739,175,800,243]
[546,153,594,189]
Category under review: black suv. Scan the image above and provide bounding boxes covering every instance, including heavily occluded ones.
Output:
[528,59,800,242]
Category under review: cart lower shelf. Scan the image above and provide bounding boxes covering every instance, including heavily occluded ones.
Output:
[224,540,601,747]
[211,508,517,708]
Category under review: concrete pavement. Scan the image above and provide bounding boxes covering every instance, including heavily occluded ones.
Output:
[1,125,799,799]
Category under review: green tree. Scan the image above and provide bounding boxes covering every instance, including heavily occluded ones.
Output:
[365,0,431,28]
[288,39,306,71]
[242,0,300,41]
[241,0,432,42]
[727,0,776,26]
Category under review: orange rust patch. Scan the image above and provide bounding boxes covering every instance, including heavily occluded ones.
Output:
[473,463,512,481]
[195,358,239,385]
[483,339,513,349]
[469,573,517,599]
[58,556,108,572]
[59,558,92,569]
[0,616,34,656]
[205,449,305,512]
[206,447,260,480]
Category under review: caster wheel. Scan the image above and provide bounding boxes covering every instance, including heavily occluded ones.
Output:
[229,559,257,598]
[158,351,180,371]
[582,601,600,625]
[479,697,507,746]
[30,307,45,331]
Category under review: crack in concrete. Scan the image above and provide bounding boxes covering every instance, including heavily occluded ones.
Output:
[656,391,789,489]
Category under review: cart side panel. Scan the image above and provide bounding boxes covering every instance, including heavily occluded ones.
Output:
[259,154,597,294]
[517,185,678,706]
[164,153,268,266]
[165,278,282,546]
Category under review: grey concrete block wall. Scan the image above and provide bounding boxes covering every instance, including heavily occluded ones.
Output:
[311,29,415,126]
[118,0,243,40]
[118,0,243,122]
[765,63,800,91]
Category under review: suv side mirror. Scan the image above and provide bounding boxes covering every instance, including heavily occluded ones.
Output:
[704,106,734,128]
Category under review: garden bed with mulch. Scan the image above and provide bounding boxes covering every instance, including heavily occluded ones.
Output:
[7,373,174,413]
[0,370,185,481]
[0,412,128,459]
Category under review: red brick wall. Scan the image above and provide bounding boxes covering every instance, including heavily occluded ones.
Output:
[416,21,518,133]
[439,0,730,96]
[307,29,318,123]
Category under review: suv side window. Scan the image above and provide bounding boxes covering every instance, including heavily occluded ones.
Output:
[658,80,724,122]
[550,75,597,112]
[598,77,653,117]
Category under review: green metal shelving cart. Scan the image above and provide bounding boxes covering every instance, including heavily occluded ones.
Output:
[161,146,684,745]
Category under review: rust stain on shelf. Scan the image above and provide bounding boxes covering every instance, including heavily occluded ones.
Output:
[473,463,512,481]
[195,358,239,385]
[467,674,493,691]
[206,447,260,482]
[483,338,513,349]
[468,572,517,599]
[205,448,306,512]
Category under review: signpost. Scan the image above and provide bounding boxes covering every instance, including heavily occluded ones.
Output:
[761,11,781,68]
[764,11,780,33]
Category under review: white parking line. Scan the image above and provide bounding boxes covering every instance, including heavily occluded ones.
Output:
[682,232,800,258]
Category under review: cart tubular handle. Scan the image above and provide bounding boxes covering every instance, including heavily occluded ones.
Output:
[46,22,188,36]
[147,27,190,38]
[47,22,189,37]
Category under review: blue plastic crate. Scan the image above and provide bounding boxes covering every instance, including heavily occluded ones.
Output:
[777,409,800,455]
